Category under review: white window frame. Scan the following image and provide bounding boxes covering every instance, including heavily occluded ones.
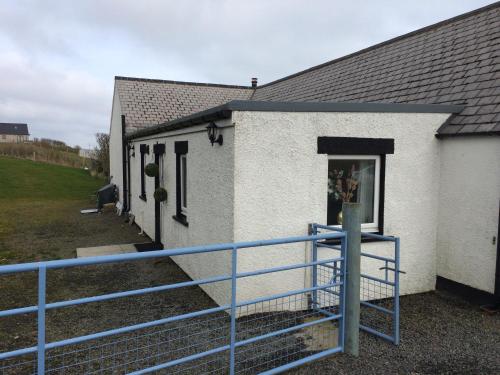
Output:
[328,154,381,232]
[180,154,187,215]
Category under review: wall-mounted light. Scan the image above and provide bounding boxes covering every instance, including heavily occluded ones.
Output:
[206,122,223,146]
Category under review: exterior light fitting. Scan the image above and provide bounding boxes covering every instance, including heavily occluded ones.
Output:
[206,122,223,146]
[128,144,135,157]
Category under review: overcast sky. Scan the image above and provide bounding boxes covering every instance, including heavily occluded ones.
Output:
[0,0,494,148]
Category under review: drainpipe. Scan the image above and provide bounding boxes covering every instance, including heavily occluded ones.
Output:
[121,115,128,213]
[127,142,132,213]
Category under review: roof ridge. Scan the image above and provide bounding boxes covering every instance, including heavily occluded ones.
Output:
[257,1,500,89]
[115,75,253,90]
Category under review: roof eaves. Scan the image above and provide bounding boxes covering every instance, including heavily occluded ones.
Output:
[126,100,464,140]
[225,100,465,114]
[435,129,500,138]
[126,103,233,140]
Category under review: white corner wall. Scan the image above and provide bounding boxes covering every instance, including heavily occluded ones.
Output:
[232,111,451,305]
[437,136,500,293]
[109,88,124,204]
[129,121,235,306]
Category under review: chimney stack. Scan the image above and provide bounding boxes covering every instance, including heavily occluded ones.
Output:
[251,77,258,88]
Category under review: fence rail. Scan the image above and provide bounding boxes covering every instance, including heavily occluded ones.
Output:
[312,224,401,345]
[0,231,347,374]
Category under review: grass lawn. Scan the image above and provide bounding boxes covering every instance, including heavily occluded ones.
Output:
[0,156,102,200]
[0,156,143,263]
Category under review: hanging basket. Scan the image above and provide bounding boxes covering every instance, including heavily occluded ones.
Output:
[154,187,168,202]
[145,163,159,177]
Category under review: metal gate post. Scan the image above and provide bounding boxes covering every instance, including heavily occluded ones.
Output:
[394,238,400,345]
[342,203,361,356]
[229,245,238,375]
[338,232,347,350]
[311,224,318,310]
[37,265,47,375]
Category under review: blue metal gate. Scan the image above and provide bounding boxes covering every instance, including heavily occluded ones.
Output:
[311,223,401,345]
[0,231,347,374]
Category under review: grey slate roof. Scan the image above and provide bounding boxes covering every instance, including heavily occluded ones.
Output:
[114,77,253,133]
[0,123,29,135]
[252,2,500,135]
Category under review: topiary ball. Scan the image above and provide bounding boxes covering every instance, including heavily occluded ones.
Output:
[154,187,168,202]
[145,163,159,177]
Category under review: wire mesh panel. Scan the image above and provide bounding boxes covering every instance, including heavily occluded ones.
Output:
[45,311,231,374]
[234,292,340,374]
[360,275,395,339]
[0,231,346,375]
[312,224,400,345]
[0,355,37,375]
[359,236,400,344]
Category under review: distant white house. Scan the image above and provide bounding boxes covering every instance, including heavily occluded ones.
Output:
[79,148,95,159]
[109,3,500,307]
[0,123,29,143]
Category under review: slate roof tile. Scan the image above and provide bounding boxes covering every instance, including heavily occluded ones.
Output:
[115,77,253,133]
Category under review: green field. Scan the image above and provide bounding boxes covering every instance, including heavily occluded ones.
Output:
[0,157,103,200]
[0,157,109,263]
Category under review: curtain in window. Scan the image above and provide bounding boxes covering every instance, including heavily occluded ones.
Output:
[356,160,375,223]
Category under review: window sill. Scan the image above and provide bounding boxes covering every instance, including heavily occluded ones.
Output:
[172,214,189,227]
[323,232,385,245]
[139,195,147,202]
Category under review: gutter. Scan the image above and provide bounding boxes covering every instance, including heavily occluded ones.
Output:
[121,115,128,212]
[435,131,500,139]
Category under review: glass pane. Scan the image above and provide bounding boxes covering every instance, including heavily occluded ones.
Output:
[327,159,375,225]
[181,156,187,208]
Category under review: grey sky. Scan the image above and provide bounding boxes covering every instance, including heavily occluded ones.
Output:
[0,0,494,147]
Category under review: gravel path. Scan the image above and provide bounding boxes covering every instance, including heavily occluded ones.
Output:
[292,291,500,375]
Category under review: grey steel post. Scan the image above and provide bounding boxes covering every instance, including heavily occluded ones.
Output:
[342,203,361,356]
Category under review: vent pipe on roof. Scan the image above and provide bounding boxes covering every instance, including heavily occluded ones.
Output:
[251,78,258,88]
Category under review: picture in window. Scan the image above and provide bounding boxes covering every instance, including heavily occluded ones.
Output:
[327,157,378,227]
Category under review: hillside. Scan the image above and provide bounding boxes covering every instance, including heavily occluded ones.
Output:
[0,156,108,264]
[0,142,88,169]
[0,156,104,200]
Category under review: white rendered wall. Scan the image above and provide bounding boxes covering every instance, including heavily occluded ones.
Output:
[109,89,124,204]
[232,111,451,306]
[437,136,500,293]
[0,134,29,143]
[129,121,235,306]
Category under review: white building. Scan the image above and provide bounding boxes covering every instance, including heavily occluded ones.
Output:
[79,148,95,159]
[0,123,29,143]
[109,3,500,306]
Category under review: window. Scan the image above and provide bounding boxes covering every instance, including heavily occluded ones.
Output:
[180,155,187,214]
[173,141,188,226]
[318,137,393,234]
[139,144,149,200]
[327,155,381,232]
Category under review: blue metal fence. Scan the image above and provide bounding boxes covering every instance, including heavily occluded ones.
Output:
[312,224,401,345]
[0,231,347,374]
